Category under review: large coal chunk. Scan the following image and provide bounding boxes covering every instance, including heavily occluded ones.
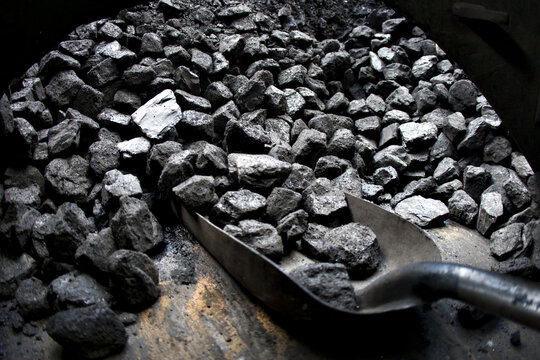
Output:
[47,119,81,157]
[276,209,309,245]
[303,178,348,224]
[75,228,117,279]
[291,129,327,167]
[224,120,271,154]
[186,141,228,175]
[0,203,40,254]
[49,271,112,310]
[448,190,478,226]
[89,139,120,177]
[302,223,382,278]
[172,175,219,211]
[266,187,302,223]
[131,89,182,140]
[398,122,438,150]
[177,110,214,141]
[490,223,524,260]
[46,304,127,359]
[45,70,84,107]
[101,169,142,209]
[146,141,183,177]
[228,153,291,191]
[107,249,160,311]
[289,263,358,310]
[282,163,316,193]
[477,192,504,235]
[157,150,195,195]
[0,253,36,299]
[394,195,449,227]
[15,277,51,320]
[224,220,284,260]
[45,155,92,201]
[211,189,266,227]
[234,79,266,112]
[111,197,163,253]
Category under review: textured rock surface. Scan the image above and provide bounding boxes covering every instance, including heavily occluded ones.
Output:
[131,89,182,140]
[395,195,449,227]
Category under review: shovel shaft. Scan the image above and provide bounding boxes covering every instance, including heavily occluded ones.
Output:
[358,262,540,330]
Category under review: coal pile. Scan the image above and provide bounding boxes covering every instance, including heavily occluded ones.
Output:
[1,0,540,357]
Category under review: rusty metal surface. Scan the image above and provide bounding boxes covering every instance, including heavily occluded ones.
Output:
[383,0,540,170]
[2,222,540,359]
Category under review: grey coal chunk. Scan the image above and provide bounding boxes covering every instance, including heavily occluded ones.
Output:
[131,89,182,140]
[224,120,271,154]
[265,85,287,114]
[190,48,213,74]
[372,145,411,173]
[476,192,504,235]
[321,51,352,80]
[266,118,291,145]
[3,165,45,196]
[99,22,123,41]
[47,119,81,156]
[75,227,117,278]
[303,178,348,224]
[111,197,163,253]
[511,152,534,180]
[87,58,120,88]
[89,140,120,177]
[443,112,467,141]
[291,129,327,167]
[457,117,490,153]
[308,114,354,138]
[46,304,127,359]
[234,80,266,112]
[212,100,240,136]
[284,89,306,118]
[490,223,524,260]
[365,93,386,115]
[157,0,188,18]
[45,202,96,261]
[491,257,540,280]
[11,100,53,129]
[276,209,309,245]
[374,166,399,189]
[278,64,307,87]
[362,182,384,201]
[101,170,142,209]
[484,136,512,163]
[174,89,212,112]
[49,271,111,310]
[59,39,95,59]
[382,109,410,126]
[314,155,350,179]
[391,177,437,207]
[177,110,214,141]
[430,133,457,162]
[117,137,151,160]
[433,157,460,184]
[289,263,358,310]
[383,64,411,84]
[12,118,37,160]
[282,163,316,193]
[332,168,364,198]
[503,170,531,210]
[172,175,219,211]
[219,34,246,58]
[355,116,381,137]
[463,165,491,201]
[97,108,131,128]
[176,65,201,95]
[157,150,195,195]
[39,50,80,75]
[45,70,84,107]
[421,108,451,130]
[123,64,157,87]
[398,121,438,150]
[205,81,233,107]
[210,189,266,227]
[217,4,252,19]
[394,195,449,228]
[224,220,284,260]
[228,153,291,191]
[1,93,14,136]
[45,155,92,201]
[326,92,349,114]
[0,252,37,299]
[449,79,477,113]
[146,141,183,177]
[2,186,41,208]
[379,123,400,148]
[266,187,302,223]
[186,141,228,175]
[107,249,160,311]
[414,88,437,115]
[71,84,105,121]
[327,128,355,159]
[212,52,230,75]
[15,277,51,320]
[140,32,163,56]
[448,190,478,226]
[411,55,438,80]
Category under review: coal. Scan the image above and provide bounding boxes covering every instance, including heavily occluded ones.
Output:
[87,58,120,88]
[2,186,41,208]
[45,155,92,201]
[107,249,160,311]
[47,119,81,156]
[174,89,212,112]
[158,150,195,195]
[211,189,266,227]
[278,64,307,87]
[15,277,51,320]
[146,141,183,177]
[314,155,350,179]
[46,304,127,359]
[448,190,478,226]
[131,89,182,140]
[463,165,491,201]
[49,271,112,310]
[224,220,283,259]
[101,170,142,209]
[282,163,316,193]
[75,227,117,278]
[172,175,219,211]
[477,192,505,235]
[89,139,120,177]
[266,187,302,223]
[276,209,309,245]
[97,108,131,128]
[398,121,437,150]
[503,170,531,210]
[228,153,291,191]
[187,141,228,175]
[372,145,411,172]
[490,223,524,260]
[395,195,449,227]
[433,157,460,184]
[291,129,327,167]
[0,253,37,299]
[12,118,38,160]
[449,79,477,113]
[289,263,358,310]
[303,178,348,224]
[224,120,271,154]
[234,79,266,112]
[45,70,84,107]
[111,197,163,253]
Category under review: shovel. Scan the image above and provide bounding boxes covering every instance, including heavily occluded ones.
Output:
[170,192,540,330]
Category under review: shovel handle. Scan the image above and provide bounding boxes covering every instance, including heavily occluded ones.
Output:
[359,262,540,330]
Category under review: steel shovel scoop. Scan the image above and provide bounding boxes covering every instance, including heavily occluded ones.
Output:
[171,193,540,330]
